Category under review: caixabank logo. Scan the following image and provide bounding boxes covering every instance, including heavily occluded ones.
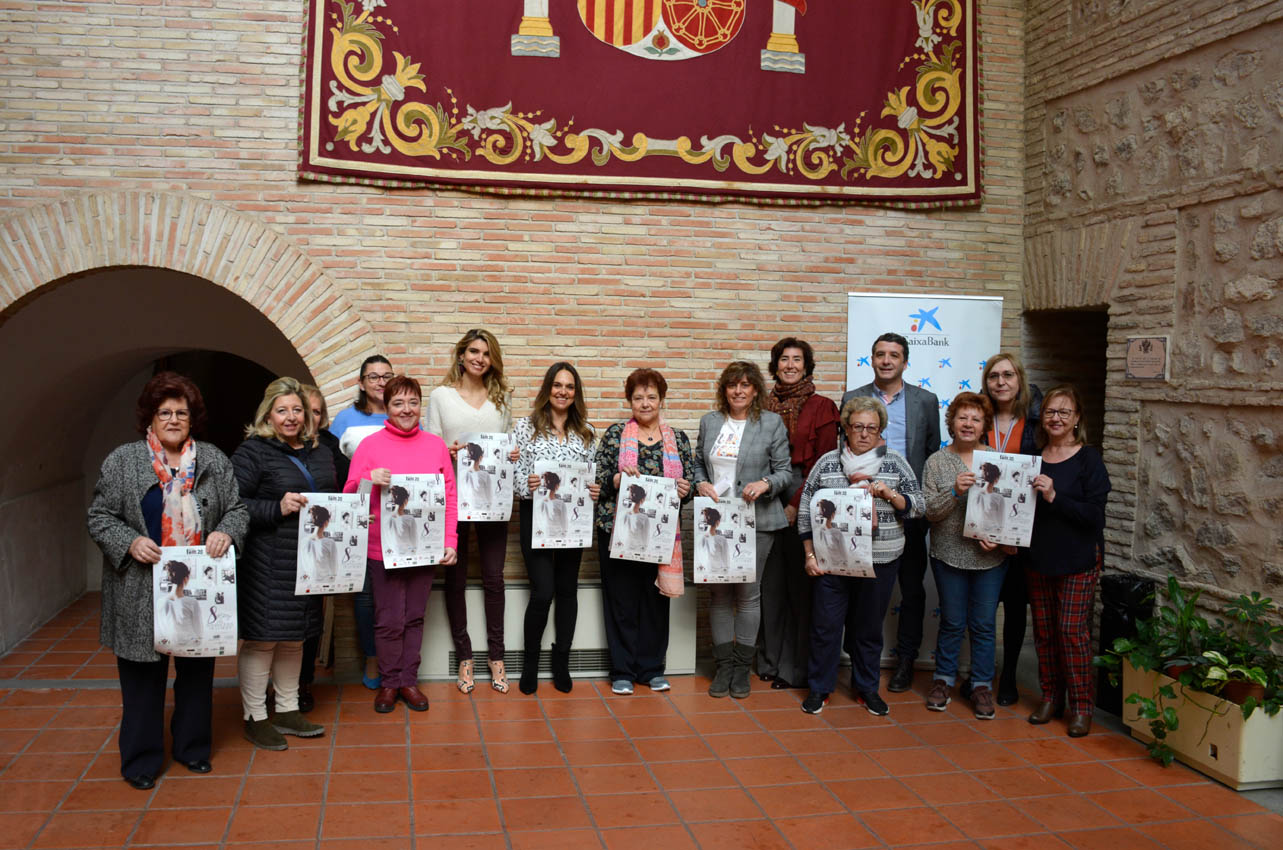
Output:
[907,305,950,349]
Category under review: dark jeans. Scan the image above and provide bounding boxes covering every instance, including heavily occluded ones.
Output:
[757,524,812,686]
[807,558,900,696]
[369,558,434,688]
[893,519,930,660]
[519,500,583,653]
[931,558,1009,689]
[116,654,214,780]
[598,536,669,684]
[444,519,508,661]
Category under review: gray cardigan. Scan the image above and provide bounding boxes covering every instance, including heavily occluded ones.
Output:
[691,409,793,532]
[87,440,248,663]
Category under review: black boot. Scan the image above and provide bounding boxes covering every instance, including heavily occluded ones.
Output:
[887,655,915,693]
[708,642,734,698]
[551,644,573,693]
[730,643,755,699]
[519,645,540,695]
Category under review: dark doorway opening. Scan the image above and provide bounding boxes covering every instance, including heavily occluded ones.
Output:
[1022,309,1108,449]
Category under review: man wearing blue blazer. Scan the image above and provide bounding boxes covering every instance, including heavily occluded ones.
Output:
[841,332,940,692]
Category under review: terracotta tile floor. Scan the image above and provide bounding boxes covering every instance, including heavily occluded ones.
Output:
[3,595,1283,849]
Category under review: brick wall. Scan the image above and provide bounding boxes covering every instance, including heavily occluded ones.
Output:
[0,1,1027,663]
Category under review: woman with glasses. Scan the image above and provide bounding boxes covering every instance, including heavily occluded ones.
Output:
[797,396,923,717]
[426,329,513,694]
[1026,385,1111,738]
[327,356,395,690]
[979,352,1041,706]
[231,377,336,750]
[88,372,247,789]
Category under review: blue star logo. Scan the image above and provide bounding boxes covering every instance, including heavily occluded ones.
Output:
[938,358,951,368]
[918,377,931,388]
[939,399,949,409]
[978,360,987,370]
[909,306,942,332]
[940,438,952,448]
[857,356,870,367]
[958,379,971,389]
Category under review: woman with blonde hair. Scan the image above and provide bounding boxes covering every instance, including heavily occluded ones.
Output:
[230,377,336,750]
[426,328,514,694]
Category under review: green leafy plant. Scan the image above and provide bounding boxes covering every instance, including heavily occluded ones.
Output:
[1095,576,1282,764]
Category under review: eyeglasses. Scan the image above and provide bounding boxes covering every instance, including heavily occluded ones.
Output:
[847,424,881,435]
[363,372,394,383]
[156,410,191,421]
[987,371,1018,381]
[1044,409,1076,420]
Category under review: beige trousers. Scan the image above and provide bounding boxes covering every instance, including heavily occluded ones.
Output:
[238,640,303,721]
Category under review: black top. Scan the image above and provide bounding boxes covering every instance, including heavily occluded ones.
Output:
[230,436,337,642]
[1028,445,1110,576]
[593,422,694,536]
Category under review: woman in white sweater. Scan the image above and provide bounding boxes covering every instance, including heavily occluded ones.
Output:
[426,328,514,694]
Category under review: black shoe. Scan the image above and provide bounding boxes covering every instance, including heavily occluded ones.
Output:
[996,680,1019,706]
[801,691,829,715]
[297,684,314,714]
[770,678,794,690]
[125,774,155,790]
[551,644,573,694]
[858,689,890,716]
[887,657,915,693]
[519,646,540,695]
[180,759,212,774]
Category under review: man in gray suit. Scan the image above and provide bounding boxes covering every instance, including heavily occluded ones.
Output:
[841,332,940,692]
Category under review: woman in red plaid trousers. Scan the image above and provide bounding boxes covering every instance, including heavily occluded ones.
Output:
[1025,385,1111,738]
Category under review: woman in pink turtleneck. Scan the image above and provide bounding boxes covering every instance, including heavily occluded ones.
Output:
[344,375,457,714]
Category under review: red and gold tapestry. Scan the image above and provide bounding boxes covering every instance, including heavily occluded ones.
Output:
[299,0,982,206]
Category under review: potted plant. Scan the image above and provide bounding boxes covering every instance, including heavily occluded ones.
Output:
[1095,576,1283,789]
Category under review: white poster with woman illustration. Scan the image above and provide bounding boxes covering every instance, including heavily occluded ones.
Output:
[809,489,875,578]
[609,474,680,564]
[294,492,369,595]
[381,473,447,569]
[456,432,514,522]
[531,460,594,548]
[693,496,756,584]
[153,546,238,657]
[964,450,1041,547]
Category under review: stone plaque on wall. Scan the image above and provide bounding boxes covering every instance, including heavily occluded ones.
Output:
[1125,335,1170,380]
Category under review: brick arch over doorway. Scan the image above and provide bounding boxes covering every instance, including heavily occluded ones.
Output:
[0,190,379,395]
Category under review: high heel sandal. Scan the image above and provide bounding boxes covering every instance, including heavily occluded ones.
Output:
[488,659,509,694]
[456,659,475,694]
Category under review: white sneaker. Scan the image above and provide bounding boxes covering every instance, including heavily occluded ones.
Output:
[611,679,634,695]
[648,677,671,692]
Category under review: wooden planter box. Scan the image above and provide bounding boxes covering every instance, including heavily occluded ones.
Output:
[1122,662,1283,790]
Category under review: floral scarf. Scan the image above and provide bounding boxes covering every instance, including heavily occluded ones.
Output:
[619,419,685,598]
[146,427,202,546]
[766,377,816,438]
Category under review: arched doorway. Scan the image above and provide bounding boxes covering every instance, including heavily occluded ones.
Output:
[0,192,380,655]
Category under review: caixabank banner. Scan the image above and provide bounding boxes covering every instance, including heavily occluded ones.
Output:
[299,0,982,206]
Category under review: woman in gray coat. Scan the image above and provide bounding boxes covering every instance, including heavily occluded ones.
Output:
[87,372,247,790]
[692,361,792,699]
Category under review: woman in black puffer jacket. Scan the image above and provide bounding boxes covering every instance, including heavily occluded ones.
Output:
[231,377,336,751]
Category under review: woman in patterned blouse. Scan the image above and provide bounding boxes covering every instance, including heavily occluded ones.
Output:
[509,363,599,695]
[594,368,694,696]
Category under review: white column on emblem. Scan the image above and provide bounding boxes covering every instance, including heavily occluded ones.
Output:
[512,0,559,56]
[761,0,806,73]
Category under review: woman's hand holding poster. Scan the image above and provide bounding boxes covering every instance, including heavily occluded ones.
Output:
[809,489,874,578]
[609,474,679,564]
[532,460,594,548]
[456,432,513,522]
[381,473,446,568]
[963,450,1041,547]
[295,492,369,595]
[693,496,756,584]
[154,546,237,657]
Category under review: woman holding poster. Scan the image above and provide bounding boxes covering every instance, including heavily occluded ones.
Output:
[87,372,246,789]
[759,337,839,691]
[595,368,693,696]
[1027,385,1111,738]
[426,328,512,694]
[981,352,1041,705]
[231,377,335,750]
[510,362,599,694]
[692,361,791,700]
[346,375,457,713]
[796,396,922,717]
[921,392,1012,719]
